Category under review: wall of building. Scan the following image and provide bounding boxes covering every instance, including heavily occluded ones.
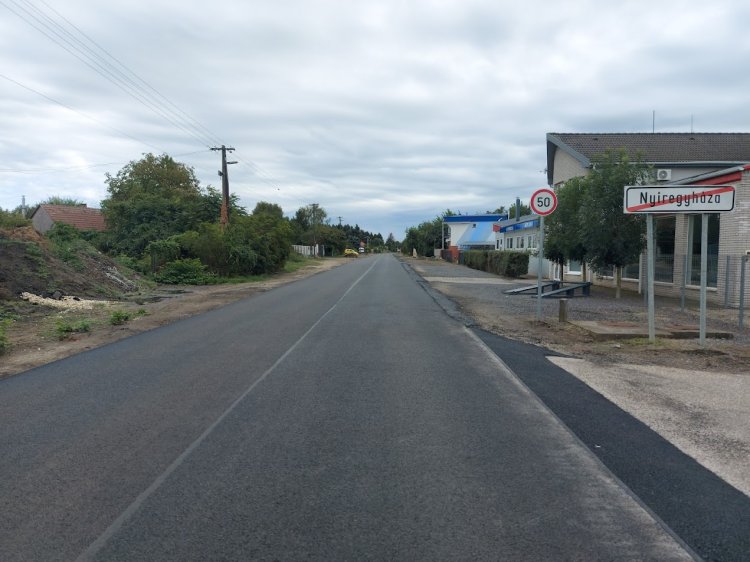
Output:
[552,150,587,185]
[31,208,54,234]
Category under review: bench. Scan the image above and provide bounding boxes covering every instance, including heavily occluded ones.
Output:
[504,281,561,295]
[533,281,592,298]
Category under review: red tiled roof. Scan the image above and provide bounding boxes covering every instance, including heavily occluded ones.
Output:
[38,204,107,232]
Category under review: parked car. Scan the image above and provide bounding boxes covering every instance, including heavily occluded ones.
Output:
[344,248,359,257]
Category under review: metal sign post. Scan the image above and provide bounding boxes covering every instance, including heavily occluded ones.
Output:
[700,213,708,344]
[537,215,544,321]
[530,188,558,321]
[646,215,656,341]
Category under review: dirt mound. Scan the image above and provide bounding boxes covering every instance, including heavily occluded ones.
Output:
[0,227,139,301]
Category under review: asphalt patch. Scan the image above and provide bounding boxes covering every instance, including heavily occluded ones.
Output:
[474,328,750,562]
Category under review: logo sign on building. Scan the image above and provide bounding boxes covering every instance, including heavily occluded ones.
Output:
[624,185,735,214]
[530,188,557,216]
[500,219,540,233]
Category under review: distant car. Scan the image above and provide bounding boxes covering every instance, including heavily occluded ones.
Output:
[358,247,365,254]
[344,248,359,257]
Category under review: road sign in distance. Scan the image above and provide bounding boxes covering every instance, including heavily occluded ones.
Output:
[530,188,557,216]
[624,185,735,214]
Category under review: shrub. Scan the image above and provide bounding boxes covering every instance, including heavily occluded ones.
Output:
[47,224,87,271]
[153,258,217,285]
[0,319,10,355]
[0,209,30,228]
[145,239,182,272]
[464,250,529,278]
[56,319,91,340]
[109,310,131,325]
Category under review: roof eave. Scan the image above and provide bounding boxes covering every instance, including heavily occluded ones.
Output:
[546,133,591,185]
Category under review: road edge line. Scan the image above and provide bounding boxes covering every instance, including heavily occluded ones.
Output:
[463,326,702,562]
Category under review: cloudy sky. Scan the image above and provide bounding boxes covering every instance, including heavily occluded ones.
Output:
[2,0,750,239]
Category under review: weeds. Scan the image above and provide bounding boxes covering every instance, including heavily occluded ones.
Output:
[55,319,91,340]
[109,308,147,325]
[0,319,10,355]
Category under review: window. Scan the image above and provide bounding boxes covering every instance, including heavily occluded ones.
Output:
[568,260,582,274]
[517,236,524,249]
[654,216,675,283]
[507,237,513,249]
[688,214,719,287]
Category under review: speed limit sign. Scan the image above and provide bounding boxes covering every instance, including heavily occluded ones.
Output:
[530,188,557,216]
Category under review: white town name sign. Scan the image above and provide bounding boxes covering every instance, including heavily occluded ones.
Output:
[624,185,735,214]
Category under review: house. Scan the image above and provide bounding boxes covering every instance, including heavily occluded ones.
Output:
[443,214,506,261]
[493,213,553,277]
[30,204,106,234]
[546,132,750,187]
[546,133,750,305]
[493,214,540,252]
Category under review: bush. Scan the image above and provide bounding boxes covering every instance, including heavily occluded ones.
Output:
[110,309,147,325]
[109,310,131,325]
[464,250,529,278]
[0,209,30,228]
[146,239,182,272]
[153,258,217,285]
[55,319,91,340]
[0,319,10,355]
[47,223,87,271]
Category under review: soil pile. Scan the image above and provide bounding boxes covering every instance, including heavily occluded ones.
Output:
[0,227,139,301]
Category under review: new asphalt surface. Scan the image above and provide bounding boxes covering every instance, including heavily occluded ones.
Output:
[405,257,750,561]
[0,254,729,560]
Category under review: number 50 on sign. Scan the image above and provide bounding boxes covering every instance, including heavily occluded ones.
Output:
[531,188,557,216]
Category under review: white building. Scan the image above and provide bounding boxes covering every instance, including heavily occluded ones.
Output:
[546,133,750,305]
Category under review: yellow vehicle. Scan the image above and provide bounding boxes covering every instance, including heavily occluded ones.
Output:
[343,248,359,257]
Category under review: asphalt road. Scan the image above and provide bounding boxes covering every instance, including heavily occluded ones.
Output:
[1,254,696,560]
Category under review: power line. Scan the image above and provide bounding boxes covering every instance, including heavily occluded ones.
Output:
[33,0,225,147]
[1,73,164,152]
[1,0,223,148]
[1,1,295,195]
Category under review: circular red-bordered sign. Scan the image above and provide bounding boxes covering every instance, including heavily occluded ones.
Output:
[530,188,557,216]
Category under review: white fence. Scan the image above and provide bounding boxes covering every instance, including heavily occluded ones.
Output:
[292,244,322,257]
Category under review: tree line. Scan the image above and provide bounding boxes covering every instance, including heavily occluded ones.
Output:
[2,153,388,283]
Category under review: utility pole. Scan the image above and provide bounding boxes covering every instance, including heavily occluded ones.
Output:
[210,145,236,227]
[311,203,319,257]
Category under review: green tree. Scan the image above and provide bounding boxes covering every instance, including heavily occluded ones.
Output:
[545,176,588,283]
[385,233,399,252]
[291,204,328,250]
[101,153,232,257]
[401,212,449,257]
[39,196,86,206]
[508,202,531,219]
[171,201,293,276]
[579,149,648,297]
